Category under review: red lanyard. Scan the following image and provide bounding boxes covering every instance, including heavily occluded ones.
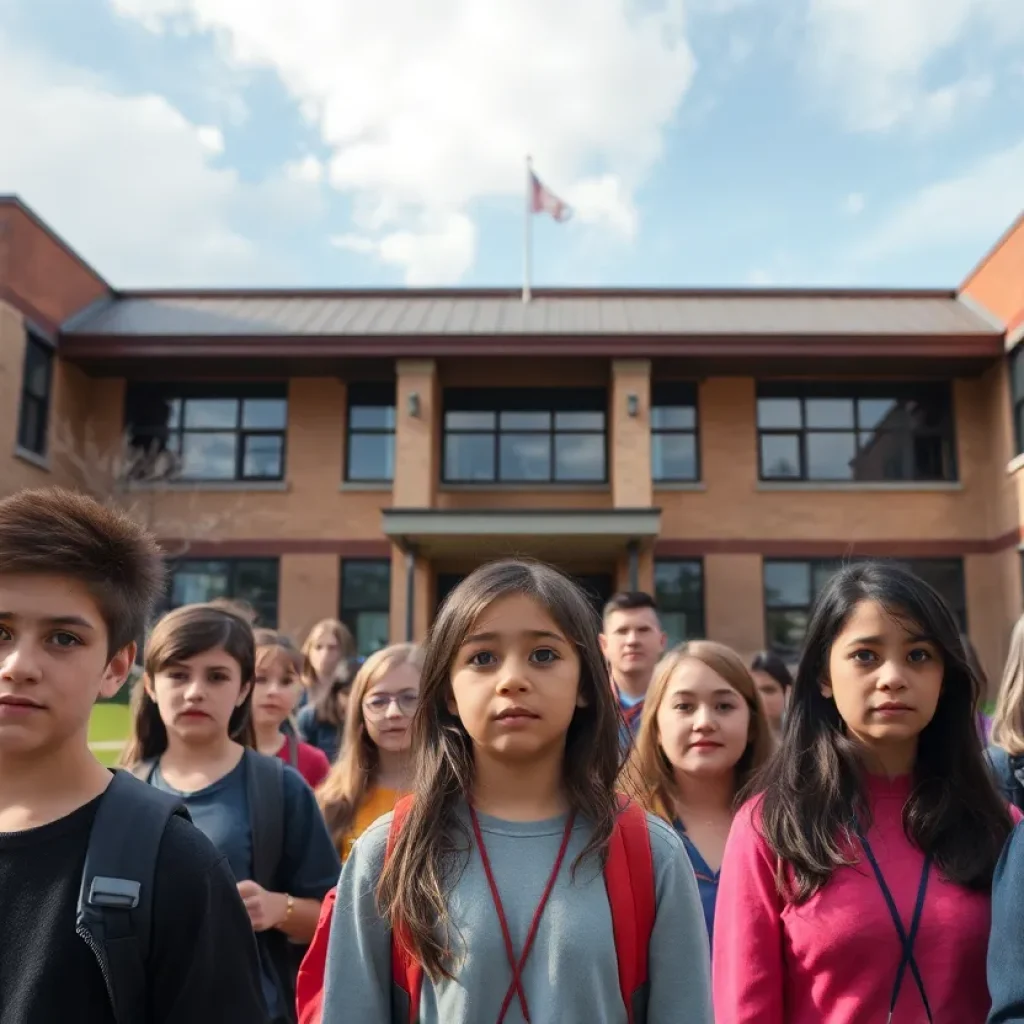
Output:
[468,805,576,1024]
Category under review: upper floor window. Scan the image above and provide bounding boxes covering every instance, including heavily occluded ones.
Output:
[652,382,699,482]
[756,382,956,483]
[1011,347,1024,455]
[124,384,287,482]
[654,559,706,647]
[17,331,53,457]
[443,388,606,484]
[346,383,395,483]
[763,557,966,657]
[166,557,280,627]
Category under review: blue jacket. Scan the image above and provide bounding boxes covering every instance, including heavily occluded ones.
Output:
[989,820,1024,1022]
[986,746,1024,811]
[296,704,342,765]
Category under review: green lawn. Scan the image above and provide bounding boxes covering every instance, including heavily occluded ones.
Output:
[89,702,131,767]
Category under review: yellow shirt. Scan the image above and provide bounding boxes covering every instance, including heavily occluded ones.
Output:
[341,786,401,862]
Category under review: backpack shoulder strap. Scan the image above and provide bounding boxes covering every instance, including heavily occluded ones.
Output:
[387,796,422,1024]
[605,796,655,1024]
[78,770,191,1024]
[246,750,286,890]
[296,886,338,1024]
[288,731,299,768]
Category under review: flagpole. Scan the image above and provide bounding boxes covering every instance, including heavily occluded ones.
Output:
[523,154,532,304]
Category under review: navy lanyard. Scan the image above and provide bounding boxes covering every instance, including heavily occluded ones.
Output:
[857,831,933,1024]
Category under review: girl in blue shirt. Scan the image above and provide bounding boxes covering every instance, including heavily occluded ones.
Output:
[627,641,774,942]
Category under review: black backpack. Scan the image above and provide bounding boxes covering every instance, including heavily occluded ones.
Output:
[77,770,191,1024]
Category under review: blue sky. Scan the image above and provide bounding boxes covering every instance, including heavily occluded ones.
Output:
[1,0,1022,291]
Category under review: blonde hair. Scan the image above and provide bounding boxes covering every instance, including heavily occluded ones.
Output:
[300,619,355,690]
[316,643,423,855]
[992,615,1024,755]
[624,641,775,820]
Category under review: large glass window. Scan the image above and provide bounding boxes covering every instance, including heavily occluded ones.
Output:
[346,383,395,482]
[1011,347,1024,456]
[124,384,287,482]
[654,560,705,647]
[340,559,391,656]
[756,383,956,482]
[651,382,699,482]
[166,558,279,627]
[442,388,606,483]
[17,332,53,457]
[763,557,966,656]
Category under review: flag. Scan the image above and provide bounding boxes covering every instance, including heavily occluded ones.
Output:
[530,171,572,222]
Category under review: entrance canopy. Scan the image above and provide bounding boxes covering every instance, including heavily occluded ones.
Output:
[381,507,661,561]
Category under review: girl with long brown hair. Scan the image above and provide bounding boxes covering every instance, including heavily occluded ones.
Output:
[316,559,712,1024]
[300,619,354,703]
[121,603,340,1024]
[628,641,774,942]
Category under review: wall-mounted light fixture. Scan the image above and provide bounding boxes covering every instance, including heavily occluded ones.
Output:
[626,393,639,418]
[407,391,421,418]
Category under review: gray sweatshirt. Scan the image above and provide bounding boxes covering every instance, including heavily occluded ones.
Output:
[320,804,713,1024]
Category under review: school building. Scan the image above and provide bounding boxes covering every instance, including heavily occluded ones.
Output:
[2,194,1024,683]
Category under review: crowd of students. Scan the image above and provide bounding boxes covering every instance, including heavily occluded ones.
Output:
[3,486,1024,1023]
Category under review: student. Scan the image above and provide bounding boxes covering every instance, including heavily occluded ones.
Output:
[319,559,713,1024]
[599,591,667,744]
[0,487,267,1023]
[297,668,352,764]
[748,650,792,739]
[300,619,354,706]
[988,818,1024,1023]
[713,561,1019,1024]
[317,642,423,860]
[253,629,330,789]
[987,615,1024,809]
[628,641,774,943]
[122,603,341,1024]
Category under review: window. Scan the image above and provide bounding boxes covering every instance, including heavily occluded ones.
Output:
[340,559,391,657]
[1011,347,1024,455]
[17,332,53,457]
[654,560,705,647]
[763,557,966,657]
[124,384,287,482]
[651,382,699,482]
[443,388,606,483]
[166,558,279,627]
[346,383,395,482]
[756,383,956,482]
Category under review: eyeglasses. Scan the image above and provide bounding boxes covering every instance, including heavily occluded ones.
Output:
[363,693,419,718]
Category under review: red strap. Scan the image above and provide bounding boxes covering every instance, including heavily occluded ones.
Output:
[387,796,422,1024]
[605,796,655,1024]
[296,887,337,1024]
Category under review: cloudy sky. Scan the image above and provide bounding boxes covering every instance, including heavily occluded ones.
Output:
[1,0,1022,289]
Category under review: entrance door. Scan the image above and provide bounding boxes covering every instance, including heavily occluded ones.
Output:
[434,571,613,618]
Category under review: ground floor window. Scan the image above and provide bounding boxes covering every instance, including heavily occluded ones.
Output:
[340,559,392,657]
[654,560,705,647]
[165,558,280,627]
[763,557,966,658]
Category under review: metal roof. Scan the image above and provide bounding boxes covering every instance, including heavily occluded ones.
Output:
[63,289,1000,339]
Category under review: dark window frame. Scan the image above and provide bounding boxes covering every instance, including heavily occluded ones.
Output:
[339,558,392,657]
[763,556,967,657]
[345,382,396,483]
[654,558,706,646]
[651,381,700,482]
[124,382,288,483]
[442,387,608,484]
[756,381,958,483]
[1011,347,1024,456]
[163,556,280,627]
[17,330,54,458]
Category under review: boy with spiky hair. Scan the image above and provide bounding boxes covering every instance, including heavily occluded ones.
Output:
[0,487,268,1024]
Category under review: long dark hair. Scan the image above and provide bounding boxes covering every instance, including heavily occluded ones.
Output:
[754,561,1012,902]
[376,559,623,980]
[121,603,257,766]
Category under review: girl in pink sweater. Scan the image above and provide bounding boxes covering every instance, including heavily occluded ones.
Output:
[713,561,1019,1024]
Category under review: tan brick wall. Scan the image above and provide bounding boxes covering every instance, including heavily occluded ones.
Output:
[393,360,438,508]
[279,554,339,643]
[704,554,765,656]
[611,360,652,508]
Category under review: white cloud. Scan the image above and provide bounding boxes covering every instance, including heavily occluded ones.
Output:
[849,139,1024,266]
[285,155,324,184]
[804,0,1024,132]
[110,0,696,284]
[842,192,866,217]
[196,124,225,153]
[564,175,638,239]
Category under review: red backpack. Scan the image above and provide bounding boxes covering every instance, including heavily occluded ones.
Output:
[296,795,656,1024]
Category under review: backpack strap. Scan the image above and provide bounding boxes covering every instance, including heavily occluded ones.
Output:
[605,796,655,1024]
[296,887,338,1024]
[246,750,286,890]
[77,770,191,1024]
[387,796,422,1024]
[288,731,299,768]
